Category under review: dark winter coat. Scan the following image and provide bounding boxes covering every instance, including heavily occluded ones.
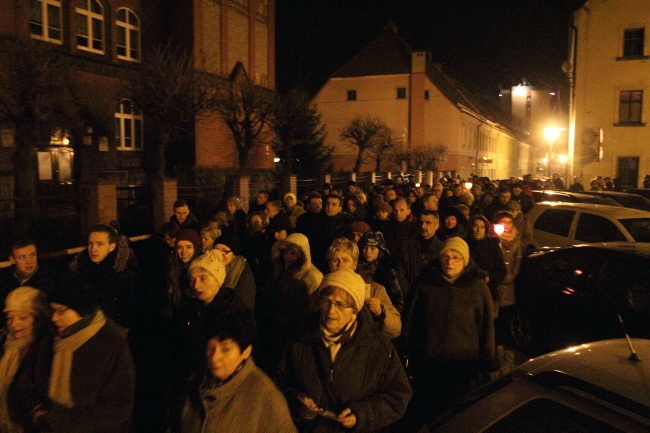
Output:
[466,236,507,302]
[170,213,201,234]
[0,262,59,302]
[381,218,419,259]
[277,312,412,433]
[403,261,496,373]
[3,326,54,432]
[34,318,135,433]
[396,236,444,300]
[69,237,138,328]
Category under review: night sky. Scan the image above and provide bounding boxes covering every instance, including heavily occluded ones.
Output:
[276,0,587,100]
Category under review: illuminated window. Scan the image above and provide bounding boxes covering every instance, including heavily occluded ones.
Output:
[116,8,140,62]
[623,28,645,57]
[76,0,105,53]
[29,0,63,44]
[347,90,357,101]
[397,87,406,99]
[115,100,143,150]
[619,90,643,124]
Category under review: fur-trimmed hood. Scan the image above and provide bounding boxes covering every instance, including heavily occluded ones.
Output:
[69,234,132,274]
[271,233,323,293]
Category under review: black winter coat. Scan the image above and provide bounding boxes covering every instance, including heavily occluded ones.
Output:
[277,311,412,433]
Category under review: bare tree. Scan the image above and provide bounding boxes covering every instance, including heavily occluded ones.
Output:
[0,36,82,231]
[216,77,275,168]
[270,87,331,177]
[395,143,448,172]
[126,45,224,228]
[339,116,393,174]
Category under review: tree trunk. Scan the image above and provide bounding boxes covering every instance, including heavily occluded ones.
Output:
[148,130,171,231]
[353,148,364,174]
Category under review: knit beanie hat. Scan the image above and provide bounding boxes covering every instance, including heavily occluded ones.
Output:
[3,286,40,312]
[189,250,226,287]
[358,231,389,255]
[350,221,371,235]
[176,228,202,252]
[213,232,242,256]
[439,236,470,267]
[284,192,297,202]
[48,274,99,316]
[317,268,366,311]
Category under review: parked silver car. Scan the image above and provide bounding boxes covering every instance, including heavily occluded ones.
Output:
[423,339,650,432]
[527,202,650,247]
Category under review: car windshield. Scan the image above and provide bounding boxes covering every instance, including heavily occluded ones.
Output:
[620,218,650,242]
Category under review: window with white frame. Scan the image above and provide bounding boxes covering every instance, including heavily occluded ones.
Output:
[76,0,105,53]
[115,100,143,150]
[116,8,141,62]
[29,0,63,44]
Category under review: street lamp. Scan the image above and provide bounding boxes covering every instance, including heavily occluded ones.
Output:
[544,126,559,178]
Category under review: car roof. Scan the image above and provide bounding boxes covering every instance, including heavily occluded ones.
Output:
[520,339,650,407]
[531,190,622,206]
[530,242,650,258]
[533,201,650,219]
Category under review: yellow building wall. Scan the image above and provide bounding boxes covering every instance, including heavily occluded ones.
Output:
[572,0,650,187]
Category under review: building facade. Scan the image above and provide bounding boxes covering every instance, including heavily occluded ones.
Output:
[0,0,275,196]
[568,0,650,188]
[313,25,531,180]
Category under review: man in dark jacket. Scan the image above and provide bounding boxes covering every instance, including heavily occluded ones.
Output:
[69,224,139,329]
[0,237,58,302]
[396,210,444,300]
[382,197,419,258]
[170,199,201,234]
[309,194,354,273]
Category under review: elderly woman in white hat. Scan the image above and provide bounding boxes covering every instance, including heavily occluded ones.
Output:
[0,286,52,433]
[277,268,411,432]
[402,236,497,430]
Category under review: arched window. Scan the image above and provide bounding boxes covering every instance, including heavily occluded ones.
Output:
[116,8,141,62]
[115,100,143,151]
[76,0,105,53]
[29,0,63,44]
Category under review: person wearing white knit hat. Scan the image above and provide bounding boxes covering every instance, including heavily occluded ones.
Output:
[189,250,227,304]
[278,265,412,432]
[402,235,496,430]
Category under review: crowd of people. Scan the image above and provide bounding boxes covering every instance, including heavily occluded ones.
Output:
[0,172,558,432]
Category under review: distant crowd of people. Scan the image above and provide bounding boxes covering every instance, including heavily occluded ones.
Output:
[1,169,632,432]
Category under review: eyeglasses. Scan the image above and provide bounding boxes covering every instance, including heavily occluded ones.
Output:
[440,255,464,264]
[319,297,353,311]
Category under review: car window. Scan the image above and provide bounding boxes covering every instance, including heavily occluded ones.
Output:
[618,218,650,242]
[484,398,625,432]
[533,209,574,237]
[575,213,627,243]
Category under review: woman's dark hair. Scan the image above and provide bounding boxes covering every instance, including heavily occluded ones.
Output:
[202,310,257,351]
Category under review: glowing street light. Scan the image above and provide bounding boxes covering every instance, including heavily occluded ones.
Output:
[544,126,559,177]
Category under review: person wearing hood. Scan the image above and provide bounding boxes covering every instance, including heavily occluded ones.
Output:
[357,231,403,312]
[492,210,523,342]
[403,237,496,429]
[213,232,256,311]
[68,224,138,329]
[277,269,412,433]
[466,215,507,308]
[436,206,468,241]
[255,233,322,374]
[271,233,323,294]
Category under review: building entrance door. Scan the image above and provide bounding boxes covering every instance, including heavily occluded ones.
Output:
[617,156,639,189]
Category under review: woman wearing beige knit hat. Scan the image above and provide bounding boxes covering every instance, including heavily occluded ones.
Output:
[402,236,497,430]
[0,287,52,433]
[277,268,412,432]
